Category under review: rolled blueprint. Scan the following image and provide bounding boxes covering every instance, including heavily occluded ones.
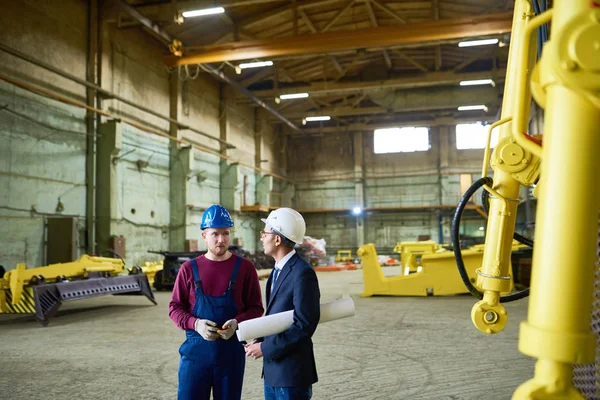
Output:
[236,297,355,342]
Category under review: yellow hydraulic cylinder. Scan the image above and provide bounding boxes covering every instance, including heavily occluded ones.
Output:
[513,1,600,398]
[471,0,539,334]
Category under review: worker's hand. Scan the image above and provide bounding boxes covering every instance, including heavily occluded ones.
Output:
[218,319,238,340]
[195,319,219,341]
[244,340,263,360]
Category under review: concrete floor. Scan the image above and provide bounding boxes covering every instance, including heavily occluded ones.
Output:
[0,269,534,400]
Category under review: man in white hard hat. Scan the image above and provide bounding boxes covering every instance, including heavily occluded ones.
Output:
[245,207,320,400]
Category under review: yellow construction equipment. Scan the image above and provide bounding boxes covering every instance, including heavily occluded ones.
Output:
[358,243,514,299]
[0,255,156,326]
[393,241,441,275]
[335,250,353,263]
[450,0,600,397]
[139,260,164,287]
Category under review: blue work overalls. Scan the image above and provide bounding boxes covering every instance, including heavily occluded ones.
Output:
[178,256,246,400]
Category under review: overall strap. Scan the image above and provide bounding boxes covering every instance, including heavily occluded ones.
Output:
[191,258,203,292]
[228,255,242,292]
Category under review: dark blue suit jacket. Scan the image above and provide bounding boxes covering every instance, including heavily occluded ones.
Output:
[261,253,320,387]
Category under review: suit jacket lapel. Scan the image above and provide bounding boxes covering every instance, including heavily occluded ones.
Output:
[267,254,297,312]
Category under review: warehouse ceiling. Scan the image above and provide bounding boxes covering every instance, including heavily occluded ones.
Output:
[117,0,513,133]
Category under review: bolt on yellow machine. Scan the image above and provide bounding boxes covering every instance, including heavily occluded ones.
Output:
[451,0,600,398]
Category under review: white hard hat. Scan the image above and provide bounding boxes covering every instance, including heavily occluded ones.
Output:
[261,207,306,245]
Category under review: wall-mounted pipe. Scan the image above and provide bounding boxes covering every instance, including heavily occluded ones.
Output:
[0,73,293,184]
[0,43,235,149]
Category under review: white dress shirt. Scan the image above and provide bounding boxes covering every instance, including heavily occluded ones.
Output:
[275,250,296,280]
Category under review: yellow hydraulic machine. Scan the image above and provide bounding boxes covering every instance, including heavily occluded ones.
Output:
[335,250,354,263]
[393,240,440,275]
[358,243,514,298]
[0,255,156,326]
[450,0,600,398]
[139,260,164,287]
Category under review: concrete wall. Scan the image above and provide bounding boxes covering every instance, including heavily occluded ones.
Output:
[287,125,535,257]
[0,0,281,269]
[0,0,89,270]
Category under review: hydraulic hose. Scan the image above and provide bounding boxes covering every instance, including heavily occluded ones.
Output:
[452,177,530,302]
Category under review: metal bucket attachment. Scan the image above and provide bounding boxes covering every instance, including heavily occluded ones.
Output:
[32,272,156,326]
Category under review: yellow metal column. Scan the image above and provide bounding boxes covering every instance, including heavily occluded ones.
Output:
[514,0,600,398]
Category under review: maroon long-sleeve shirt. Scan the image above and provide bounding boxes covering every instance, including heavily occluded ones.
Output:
[169,254,264,331]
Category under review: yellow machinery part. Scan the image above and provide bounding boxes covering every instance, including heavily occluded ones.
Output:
[335,250,353,263]
[393,241,439,275]
[465,0,542,336]
[0,284,36,314]
[0,256,156,324]
[139,261,164,287]
[2,255,126,307]
[358,243,514,298]
[511,0,600,397]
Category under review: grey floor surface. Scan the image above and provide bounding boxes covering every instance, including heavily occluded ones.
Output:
[0,268,534,399]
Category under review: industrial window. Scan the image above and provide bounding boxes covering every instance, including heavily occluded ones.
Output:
[455,122,499,150]
[373,127,430,154]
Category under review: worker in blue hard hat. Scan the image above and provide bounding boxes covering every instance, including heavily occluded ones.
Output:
[169,204,264,400]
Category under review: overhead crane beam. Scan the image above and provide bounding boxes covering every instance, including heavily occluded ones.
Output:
[164,12,513,66]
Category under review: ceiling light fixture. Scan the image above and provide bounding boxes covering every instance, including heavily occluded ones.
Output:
[181,7,225,18]
[458,105,488,111]
[279,93,309,100]
[460,79,495,87]
[458,38,499,47]
[238,61,274,69]
[304,116,331,122]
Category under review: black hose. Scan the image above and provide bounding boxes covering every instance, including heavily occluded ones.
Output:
[532,0,543,59]
[452,177,530,302]
[452,177,491,300]
[102,249,126,265]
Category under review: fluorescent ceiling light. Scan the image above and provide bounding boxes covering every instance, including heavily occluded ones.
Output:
[238,61,273,69]
[458,105,487,111]
[305,116,331,122]
[279,93,309,100]
[182,7,225,18]
[458,38,499,47]
[460,79,495,86]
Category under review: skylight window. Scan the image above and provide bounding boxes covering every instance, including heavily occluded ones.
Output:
[374,127,430,154]
[455,123,499,150]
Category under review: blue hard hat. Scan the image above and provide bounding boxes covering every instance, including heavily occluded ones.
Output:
[201,204,234,230]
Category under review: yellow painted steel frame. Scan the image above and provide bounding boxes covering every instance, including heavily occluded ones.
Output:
[358,243,514,297]
[510,0,600,398]
[393,241,439,275]
[140,261,164,287]
[1,255,126,307]
[335,250,353,263]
